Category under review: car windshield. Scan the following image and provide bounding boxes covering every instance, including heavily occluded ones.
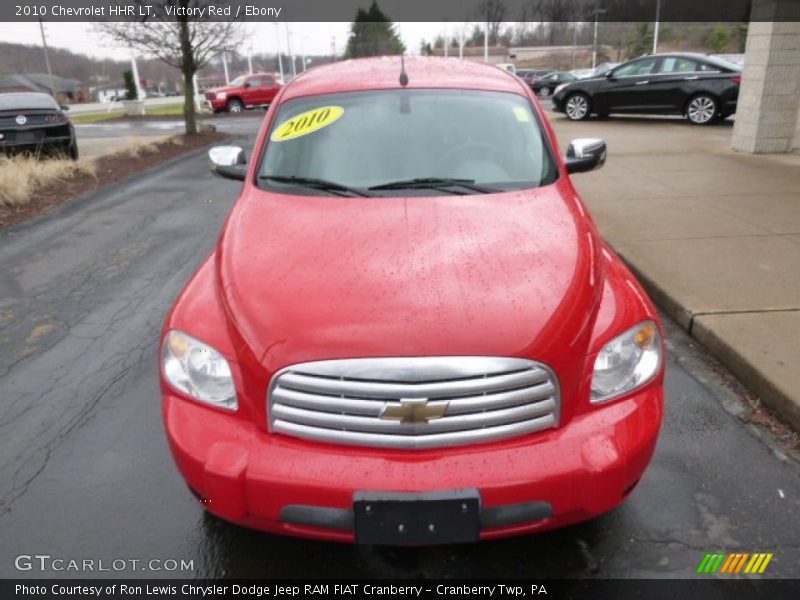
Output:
[229,75,247,87]
[258,89,557,196]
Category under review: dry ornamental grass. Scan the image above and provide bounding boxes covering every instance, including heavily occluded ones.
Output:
[0,155,97,208]
[0,132,226,229]
[0,137,186,208]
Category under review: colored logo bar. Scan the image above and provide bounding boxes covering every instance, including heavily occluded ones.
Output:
[697,552,773,574]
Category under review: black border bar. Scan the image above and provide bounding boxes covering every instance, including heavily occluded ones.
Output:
[3,0,800,23]
[3,579,800,600]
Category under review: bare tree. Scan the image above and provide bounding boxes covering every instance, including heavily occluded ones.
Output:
[477,0,507,46]
[96,0,243,134]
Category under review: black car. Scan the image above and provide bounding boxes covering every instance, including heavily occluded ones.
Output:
[531,71,578,98]
[516,68,554,87]
[551,53,742,125]
[0,92,78,159]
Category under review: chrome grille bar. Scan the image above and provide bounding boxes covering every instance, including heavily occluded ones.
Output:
[267,357,560,450]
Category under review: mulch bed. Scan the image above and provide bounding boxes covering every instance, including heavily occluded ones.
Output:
[0,131,227,230]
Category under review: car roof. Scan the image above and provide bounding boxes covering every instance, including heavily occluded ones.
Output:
[280,56,526,101]
[0,92,59,111]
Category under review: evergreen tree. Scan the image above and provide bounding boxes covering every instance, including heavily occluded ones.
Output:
[626,23,653,59]
[345,1,405,58]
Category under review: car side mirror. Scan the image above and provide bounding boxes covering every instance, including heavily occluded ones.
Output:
[565,138,607,174]
[60,105,70,111]
[243,82,251,89]
[605,71,616,81]
[209,145,247,181]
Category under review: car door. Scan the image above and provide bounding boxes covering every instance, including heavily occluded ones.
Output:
[648,56,702,112]
[242,77,262,106]
[261,75,279,104]
[594,57,660,113]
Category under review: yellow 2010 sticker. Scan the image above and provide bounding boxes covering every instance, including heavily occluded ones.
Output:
[271,106,344,142]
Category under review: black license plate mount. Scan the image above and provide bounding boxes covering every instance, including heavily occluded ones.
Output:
[353,489,480,545]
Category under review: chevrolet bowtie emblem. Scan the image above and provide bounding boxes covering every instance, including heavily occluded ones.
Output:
[380,398,449,424]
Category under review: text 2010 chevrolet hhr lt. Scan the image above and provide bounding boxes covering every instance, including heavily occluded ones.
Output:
[160,57,664,545]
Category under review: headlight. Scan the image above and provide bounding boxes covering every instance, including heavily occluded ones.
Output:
[554,83,570,96]
[162,330,237,410]
[215,92,227,100]
[591,321,661,404]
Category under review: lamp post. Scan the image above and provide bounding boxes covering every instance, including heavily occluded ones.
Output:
[653,0,662,54]
[223,53,230,84]
[274,23,284,82]
[592,7,607,69]
[285,23,296,77]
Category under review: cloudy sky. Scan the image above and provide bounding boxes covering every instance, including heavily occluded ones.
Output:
[0,21,471,60]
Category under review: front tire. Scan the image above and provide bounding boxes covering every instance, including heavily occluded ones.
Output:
[564,93,591,121]
[226,98,244,113]
[686,94,718,125]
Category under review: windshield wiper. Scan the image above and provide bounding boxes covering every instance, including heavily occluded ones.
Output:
[260,175,372,197]
[368,177,500,194]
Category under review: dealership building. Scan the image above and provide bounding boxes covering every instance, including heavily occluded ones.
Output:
[732,1,800,153]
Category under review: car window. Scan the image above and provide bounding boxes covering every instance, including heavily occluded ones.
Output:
[249,78,263,88]
[698,62,721,72]
[258,89,557,194]
[614,58,659,77]
[545,73,559,81]
[265,76,275,86]
[230,75,246,87]
[660,57,698,73]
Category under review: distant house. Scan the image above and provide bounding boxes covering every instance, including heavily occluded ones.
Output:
[0,73,85,103]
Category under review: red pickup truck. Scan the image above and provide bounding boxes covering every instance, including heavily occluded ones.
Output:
[205,73,282,113]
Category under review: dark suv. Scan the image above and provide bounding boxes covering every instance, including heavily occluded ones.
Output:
[551,53,742,125]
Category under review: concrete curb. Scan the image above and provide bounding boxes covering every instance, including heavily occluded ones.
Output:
[691,317,800,431]
[617,249,800,431]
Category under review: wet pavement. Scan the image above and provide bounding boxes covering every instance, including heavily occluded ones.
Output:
[0,118,798,580]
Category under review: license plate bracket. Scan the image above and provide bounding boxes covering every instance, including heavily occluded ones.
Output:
[353,489,480,545]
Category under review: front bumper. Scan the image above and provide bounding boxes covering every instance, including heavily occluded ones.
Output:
[163,383,662,543]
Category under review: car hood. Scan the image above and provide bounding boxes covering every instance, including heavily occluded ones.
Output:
[218,185,604,372]
[209,85,239,95]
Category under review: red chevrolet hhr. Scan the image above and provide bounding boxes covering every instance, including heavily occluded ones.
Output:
[161,57,664,545]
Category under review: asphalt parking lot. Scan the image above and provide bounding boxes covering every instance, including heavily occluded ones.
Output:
[0,115,798,579]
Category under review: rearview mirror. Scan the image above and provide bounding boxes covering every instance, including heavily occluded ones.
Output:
[565,138,607,174]
[209,145,247,181]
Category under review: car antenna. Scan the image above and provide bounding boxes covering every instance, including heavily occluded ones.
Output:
[399,54,408,87]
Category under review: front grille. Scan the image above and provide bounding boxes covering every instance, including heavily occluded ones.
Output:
[267,357,560,450]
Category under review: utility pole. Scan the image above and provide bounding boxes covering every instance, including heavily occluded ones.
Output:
[246,44,253,75]
[274,23,284,82]
[653,0,662,54]
[222,53,230,84]
[38,19,57,100]
[444,21,449,58]
[331,36,336,61]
